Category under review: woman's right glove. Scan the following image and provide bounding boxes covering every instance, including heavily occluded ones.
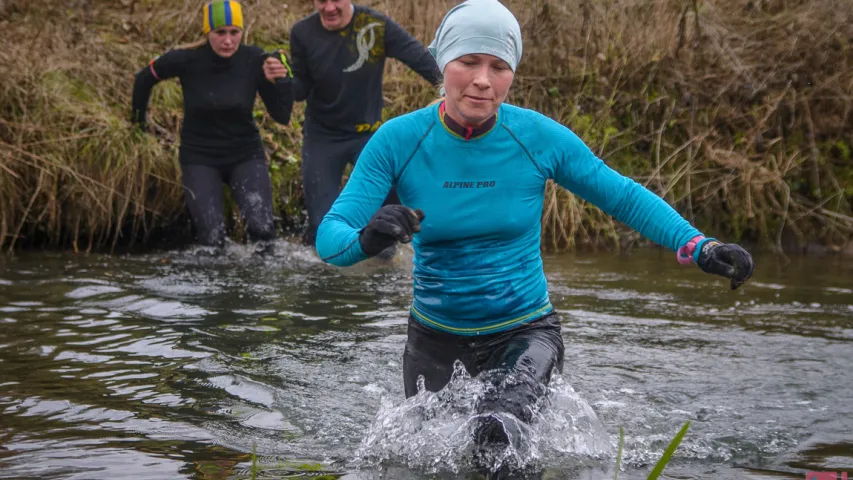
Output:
[696,239,755,290]
[358,205,425,257]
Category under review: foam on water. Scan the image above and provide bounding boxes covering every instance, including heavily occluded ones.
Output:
[352,362,613,477]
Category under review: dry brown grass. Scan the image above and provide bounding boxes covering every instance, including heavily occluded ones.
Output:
[2,0,851,254]
[382,0,853,253]
[0,0,308,253]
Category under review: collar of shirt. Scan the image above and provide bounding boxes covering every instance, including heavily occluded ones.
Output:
[438,101,497,141]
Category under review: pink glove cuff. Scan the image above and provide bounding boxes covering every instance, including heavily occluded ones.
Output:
[677,235,705,265]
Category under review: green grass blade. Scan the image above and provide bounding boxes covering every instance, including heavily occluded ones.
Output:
[251,443,258,480]
[647,421,691,480]
[614,425,624,480]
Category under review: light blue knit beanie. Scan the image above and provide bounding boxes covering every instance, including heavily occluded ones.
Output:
[428,0,523,74]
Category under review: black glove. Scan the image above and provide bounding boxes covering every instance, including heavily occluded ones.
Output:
[264,49,293,83]
[696,239,755,290]
[359,205,425,257]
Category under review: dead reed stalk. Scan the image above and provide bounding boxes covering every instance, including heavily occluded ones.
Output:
[2,0,851,254]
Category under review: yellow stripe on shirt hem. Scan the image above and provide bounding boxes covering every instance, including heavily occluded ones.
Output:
[410,303,553,335]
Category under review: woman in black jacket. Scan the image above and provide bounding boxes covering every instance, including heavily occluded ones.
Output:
[132,0,293,248]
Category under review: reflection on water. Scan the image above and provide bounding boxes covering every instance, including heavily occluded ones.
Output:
[0,241,851,479]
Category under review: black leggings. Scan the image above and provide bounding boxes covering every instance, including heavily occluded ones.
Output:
[180,155,275,247]
[300,129,399,246]
[403,312,564,430]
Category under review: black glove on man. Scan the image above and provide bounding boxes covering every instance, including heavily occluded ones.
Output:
[696,239,755,290]
[359,205,425,257]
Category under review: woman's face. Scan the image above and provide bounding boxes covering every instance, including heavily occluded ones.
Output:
[443,54,515,127]
[208,27,243,58]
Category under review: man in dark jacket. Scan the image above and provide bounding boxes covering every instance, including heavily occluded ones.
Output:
[289,0,442,250]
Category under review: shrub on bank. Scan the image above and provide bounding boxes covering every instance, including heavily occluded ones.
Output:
[1,0,850,253]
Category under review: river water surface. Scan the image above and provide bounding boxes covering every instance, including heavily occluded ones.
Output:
[1,242,851,479]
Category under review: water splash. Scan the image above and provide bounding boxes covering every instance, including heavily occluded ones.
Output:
[352,362,613,477]
[157,239,324,269]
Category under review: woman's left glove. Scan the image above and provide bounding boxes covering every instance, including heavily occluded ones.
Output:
[696,239,755,290]
[263,50,292,84]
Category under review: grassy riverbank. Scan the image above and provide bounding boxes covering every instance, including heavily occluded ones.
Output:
[1,0,851,254]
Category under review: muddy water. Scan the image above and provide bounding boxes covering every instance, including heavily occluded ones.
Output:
[0,242,850,479]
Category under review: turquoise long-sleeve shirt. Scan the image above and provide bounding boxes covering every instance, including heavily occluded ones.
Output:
[316,103,703,335]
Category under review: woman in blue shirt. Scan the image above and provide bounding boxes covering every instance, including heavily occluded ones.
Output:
[316,0,754,465]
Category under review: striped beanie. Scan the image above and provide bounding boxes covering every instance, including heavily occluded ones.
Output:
[203,1,244,34]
